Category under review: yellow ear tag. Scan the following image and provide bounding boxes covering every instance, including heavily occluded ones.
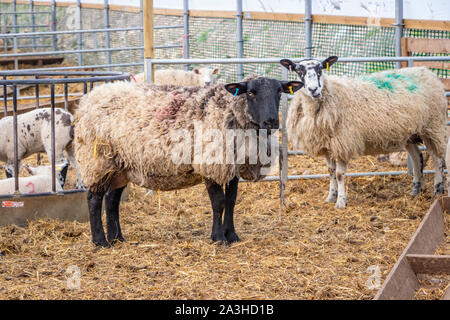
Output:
[289,86,294,94]
[326,62,330,71]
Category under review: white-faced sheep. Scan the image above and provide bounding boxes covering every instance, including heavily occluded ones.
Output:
[0,161,69,195]
[74,77,302,247]
[134,67,219,86]
[280,57,447,209]
[0,108,83,189]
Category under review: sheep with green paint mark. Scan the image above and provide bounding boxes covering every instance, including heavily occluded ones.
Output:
[281,56,447,209]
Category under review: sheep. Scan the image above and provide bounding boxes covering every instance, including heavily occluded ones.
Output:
[0,108,84,189]
[134,67,219,86]
[446,137,450,196]
[378,151,430,167]
[280,56,448,209]
[0,161,69,195]
[73,77,303,247]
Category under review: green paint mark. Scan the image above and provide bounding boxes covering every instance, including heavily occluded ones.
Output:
[361,72,419,93]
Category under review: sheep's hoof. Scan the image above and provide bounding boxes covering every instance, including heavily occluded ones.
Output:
[93,239,111,248]
[108,236,125,245]
[211,231,227,243]
[325,191,338,203]
[335,197,346,209]
[225,231,240,245]
[434,182,445,196]
[411,181,423,196]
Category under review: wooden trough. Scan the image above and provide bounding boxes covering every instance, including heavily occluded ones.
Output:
[375,197,450,300]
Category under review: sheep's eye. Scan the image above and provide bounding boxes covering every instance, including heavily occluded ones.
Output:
[247,91,255,97]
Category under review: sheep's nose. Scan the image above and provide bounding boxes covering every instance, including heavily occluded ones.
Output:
[263,118,279,130]
[308,88,317,94]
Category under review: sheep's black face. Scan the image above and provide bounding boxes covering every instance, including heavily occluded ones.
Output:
[280,56,338,99]
[225,78,303,130]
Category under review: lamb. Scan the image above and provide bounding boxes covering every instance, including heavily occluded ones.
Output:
[74,77,302,247]
[134,67,219,86]
[0,108,84,189]
[280,56,448,209]
[0,161,69,195]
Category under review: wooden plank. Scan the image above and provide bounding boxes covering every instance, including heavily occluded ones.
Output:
[374,197,446,300]
[442,79,450,91]
[406,254,450,274]
[143,0,155,81]
[189,10,236,19]
[414,61,450,70]
[404,19,450,32]
[245,11,305,22]
[404,38,450,54]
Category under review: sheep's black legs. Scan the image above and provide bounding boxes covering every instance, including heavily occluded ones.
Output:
[223,176,240,243]
[205,177,240,245]
[405,143,424,196]
[105,185,126,244]
[87,189,109,248]
[205,179,226,243]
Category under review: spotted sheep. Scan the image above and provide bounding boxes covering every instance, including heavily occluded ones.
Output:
[0,108,84,189]
[281,56,448,209]
[73,76,302,247]
[134,67,220,86]
[0,161,69,195]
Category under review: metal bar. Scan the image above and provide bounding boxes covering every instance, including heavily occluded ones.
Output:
[3,76,6,117]
[394,0,404,69]
[236,0,243,80]
[0,11,52,15]
[51,0,57,51]
[104,0,111,71]
[0,46,145,58]
[147,56,450,65]
[64,78,68,111]
[12,0,17,71]
[305,0,312,58]
[35,76,40,165]
[12,84,18,193]
[5,24,50,28]
[0,26,187,38]
[279,66,289,207]
[183,0,190,70]
[50,83,56,193]
[139,0,144,64]
[143,0,154,83]
[30,0,36,51]
[252,169,446,183]
[77,0,82,66]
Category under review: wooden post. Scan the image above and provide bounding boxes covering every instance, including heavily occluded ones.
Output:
[143,0,154,83]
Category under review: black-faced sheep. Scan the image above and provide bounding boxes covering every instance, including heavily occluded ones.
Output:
[0,108,83,189]
[281,57,447,209]
[74,77,302,247]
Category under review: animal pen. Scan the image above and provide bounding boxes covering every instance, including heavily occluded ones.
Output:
[0,0,449,300]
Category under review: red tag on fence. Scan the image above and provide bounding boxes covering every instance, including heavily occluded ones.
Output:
[1,201,24,208]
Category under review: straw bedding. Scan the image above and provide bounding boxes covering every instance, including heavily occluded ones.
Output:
[0,152,447,300]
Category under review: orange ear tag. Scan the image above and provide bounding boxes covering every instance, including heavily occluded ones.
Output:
[289,86,294,94]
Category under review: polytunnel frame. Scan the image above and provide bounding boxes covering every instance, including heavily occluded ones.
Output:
[144,55,450,185]
[0,70,131,198]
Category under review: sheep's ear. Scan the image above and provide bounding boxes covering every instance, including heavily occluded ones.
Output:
[193,68,200,74]
[280,59,297,72]
[224,82,247,96]
[281,81,303,94]
[213,68,219,75]
[322,56,338,69]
